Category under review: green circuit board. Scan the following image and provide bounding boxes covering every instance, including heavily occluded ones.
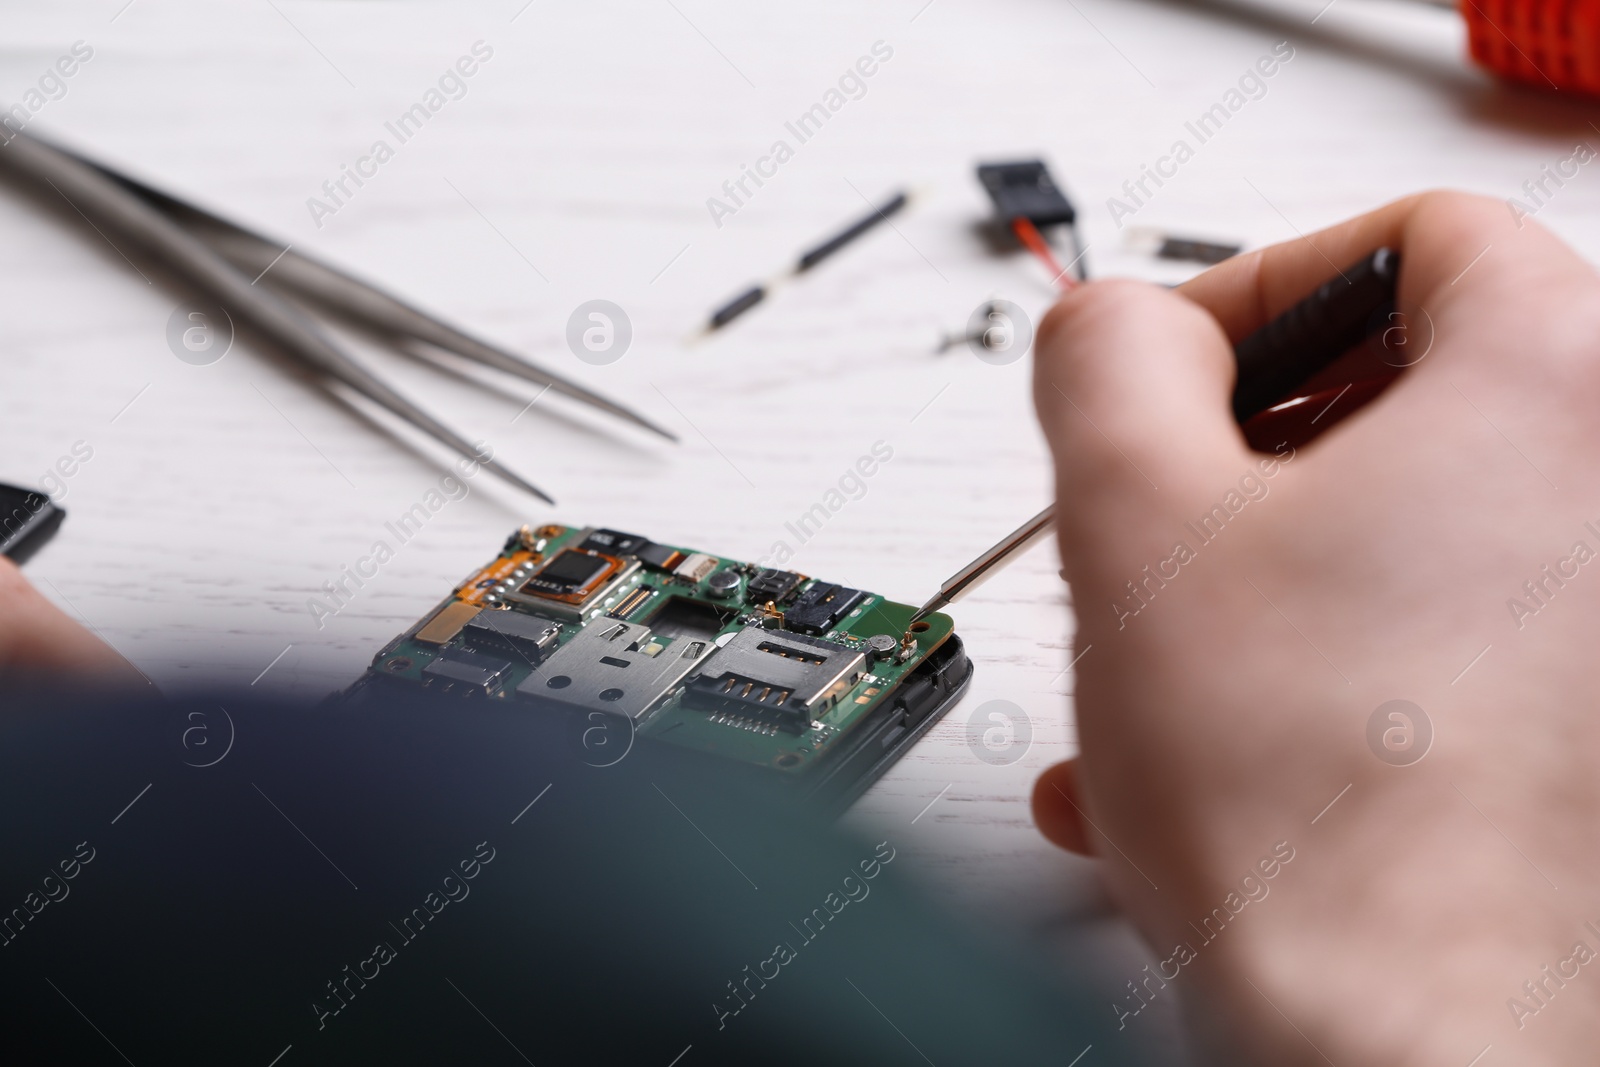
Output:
[356,524,957,779]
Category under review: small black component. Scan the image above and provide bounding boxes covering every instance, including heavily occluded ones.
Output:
[521,549,612,598]
[709,285,766,329]
[421,649,513,695]
[785,581,866,635]
[647,596,737,642]
[747,568,800,604]
[1158,236,1240,265]
[579,528,650,556]
[706,569,741,599]
[637,542,686,572]
[976,160,1076,227]
[797,191,907,271]
[0,483,65,564]
[463,610,562,662]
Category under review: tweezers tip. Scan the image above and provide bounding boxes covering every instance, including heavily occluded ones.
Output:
[486,462,556,505]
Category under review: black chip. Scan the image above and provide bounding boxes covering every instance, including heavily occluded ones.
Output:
[747,568,800,604]
[637,542,685,572]
[784,581,866,635]
[977,160,1076,227]
[579,528,649,555]
[421,649,512,695]
[463,610,561,661]
[521,549,610,597]
[1157,236,1240,265]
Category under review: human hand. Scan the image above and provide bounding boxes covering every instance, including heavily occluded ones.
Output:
[0,555,144,685]
[1030,192,1600,1064]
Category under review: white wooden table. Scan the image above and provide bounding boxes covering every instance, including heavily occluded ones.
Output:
[5,0,1597,1048]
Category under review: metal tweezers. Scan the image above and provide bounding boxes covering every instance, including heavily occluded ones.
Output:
[0,129,676,503]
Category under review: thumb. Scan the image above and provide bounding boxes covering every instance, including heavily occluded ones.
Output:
[1032,280,1255,588]
[1032,758,1091,856]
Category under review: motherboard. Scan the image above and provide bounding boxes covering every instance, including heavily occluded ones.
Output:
[346,524,971,806]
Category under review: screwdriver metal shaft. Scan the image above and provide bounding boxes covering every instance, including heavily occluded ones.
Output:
[910,248,1400,624]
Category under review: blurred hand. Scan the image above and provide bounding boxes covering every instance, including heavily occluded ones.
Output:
[1031,192,1600,1064]
[0,555,143,684]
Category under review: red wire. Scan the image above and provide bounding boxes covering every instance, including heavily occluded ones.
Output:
[1011,217,1076,291]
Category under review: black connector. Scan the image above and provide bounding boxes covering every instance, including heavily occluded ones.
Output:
[976,160,1076,227]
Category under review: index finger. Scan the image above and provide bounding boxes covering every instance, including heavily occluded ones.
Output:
[1177,190,1579,344]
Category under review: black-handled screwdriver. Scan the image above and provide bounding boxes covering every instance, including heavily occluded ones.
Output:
[909,247,1401,624]
[1231,247,1398,422]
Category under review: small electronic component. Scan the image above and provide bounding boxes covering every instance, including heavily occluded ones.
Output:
[458,550,539,608]
[1125,227,1240,266]
[647,596,735,642]
[865,633,899,662]
[976,159,1086,290]
[414,601,482,646]
[506,548,638,619]
[785,581,867,635]
[1157,236,1240,265]
[746,568,801,604]
[706,569,741,599]
[638,542,685,572]
[977,161,1077,227]
[346,523,973,811]
[607,584,655,620]
[519,548,616,600]
[422,649,514,696]
[519,619,713,720]
[705,191,909,332]
[685,626,867,731]
[462,609,562,661]
[674,552,718,584]
[579,528,650,555]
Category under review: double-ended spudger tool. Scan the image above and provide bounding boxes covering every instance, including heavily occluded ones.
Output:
[910,247,1401,624]
[705,190,908,330]
[0,130,678,504]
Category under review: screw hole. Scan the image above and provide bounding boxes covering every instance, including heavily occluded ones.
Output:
[776,753,801,768]
[547,675,572,689]
[599,687,625,702]
[908,621,931,633]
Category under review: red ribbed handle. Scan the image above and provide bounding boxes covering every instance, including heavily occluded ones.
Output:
[1460,0,1600,94]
